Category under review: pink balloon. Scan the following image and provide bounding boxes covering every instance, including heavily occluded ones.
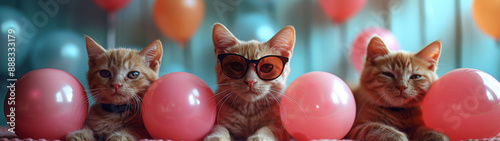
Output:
[319,0,367,24]
[422,68,500,141]
[281,72,356,140]
[142,72,216,140]
[92,0,131,13]
[350,27,400,73]
[3,69,88,139]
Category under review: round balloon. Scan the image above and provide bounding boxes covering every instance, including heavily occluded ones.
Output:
[281,71,356,140]
[0,6,31,76]
[319,0,367,24]
[142,72,216,140]
[472,0,500,40]
[92,0,131,13]
[350,27,399,73]
[422,68,500,141]
[3,69,88,139]
[233,12,276,41]
[30,29,88,87]
[153,0,205,48]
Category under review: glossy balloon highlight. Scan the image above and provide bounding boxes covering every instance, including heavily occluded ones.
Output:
[4,69,88,139]
[422,68,500,141]
[281,72,356,140]
[142,72,216,141]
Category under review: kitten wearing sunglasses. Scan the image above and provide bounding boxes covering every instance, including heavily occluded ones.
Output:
[204,23,295,141]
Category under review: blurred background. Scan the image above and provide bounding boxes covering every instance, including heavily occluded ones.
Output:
[0,0,499,126]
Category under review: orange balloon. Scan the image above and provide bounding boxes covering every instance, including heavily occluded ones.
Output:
[153,0,205,47]
[472,0,500,40]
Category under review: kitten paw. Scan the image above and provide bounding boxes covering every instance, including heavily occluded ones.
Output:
[106,132,135,141]
[364,131,408,141]
[203,136,230,141]
[247,136,275,141]
[418,131,449,141]
[66,130,95,141]
[356,123,408,141]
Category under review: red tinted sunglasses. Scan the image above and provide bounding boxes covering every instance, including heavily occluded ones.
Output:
[217,53,289,80]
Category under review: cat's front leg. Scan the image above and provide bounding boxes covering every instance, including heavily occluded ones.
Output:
[123,126,151,140]
[247,126,278,141]
[352,122,408,141]
[106,130,135,141]
[414,126,449,141]
[66,125,96,141]
[204,125,231,141]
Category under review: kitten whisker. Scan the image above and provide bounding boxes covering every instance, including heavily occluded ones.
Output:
[215,92,233,122]
[264,95,272,114]
[267,91,284,114]
[268,90,290,126]
[373,94,385,107]
[230,94,238,107]
[73,95,91,115]
[130,94,142,119]
[200,89,231,111]
[279,93,309,120]
[217,83,232,86]
[383,96,388,108]
[275,85,312,119]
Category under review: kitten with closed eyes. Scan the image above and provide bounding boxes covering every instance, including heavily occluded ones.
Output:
[346,36,448,141]
[66,36,162,141]
[204,23,295,141]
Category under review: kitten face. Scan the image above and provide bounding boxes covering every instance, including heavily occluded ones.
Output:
[212,23,295,102]
[85,36,163,105]
[361,36,441,107]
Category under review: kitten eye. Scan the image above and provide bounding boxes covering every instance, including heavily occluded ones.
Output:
[127,71,140,79]
[410,74,422,79]
[382,72,395,78]
[260,64,273,73]
[230,62,244,71]
[99,70,111,78]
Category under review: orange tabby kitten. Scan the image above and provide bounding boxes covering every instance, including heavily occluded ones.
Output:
[204,23,295,141]
[66,36,162,141]
[347,36,448,141]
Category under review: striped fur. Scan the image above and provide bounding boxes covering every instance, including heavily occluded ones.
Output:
[347,36,448,141]
[66,36,162,141]
[204,23,295,141]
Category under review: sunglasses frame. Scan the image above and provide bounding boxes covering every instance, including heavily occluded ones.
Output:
[217,53,289,81]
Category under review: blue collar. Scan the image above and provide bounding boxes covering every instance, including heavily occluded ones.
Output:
[101,104,131,113]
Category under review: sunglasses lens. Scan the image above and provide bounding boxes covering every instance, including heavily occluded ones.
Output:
[221,55,247,79]
[258,56,285,80]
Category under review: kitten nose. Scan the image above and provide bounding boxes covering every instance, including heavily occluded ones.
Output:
[245,81,256,88]
[111,83,123,90]
[396,85,407,91]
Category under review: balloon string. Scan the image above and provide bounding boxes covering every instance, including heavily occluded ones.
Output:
[107,12,116,49]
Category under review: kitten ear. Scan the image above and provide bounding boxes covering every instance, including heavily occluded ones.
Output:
[267,25,295,57]
[212,23,238,54]
[366,36,390,63]
[140,40,163,72]
[85,35,106,67]
[416,40,441,70]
